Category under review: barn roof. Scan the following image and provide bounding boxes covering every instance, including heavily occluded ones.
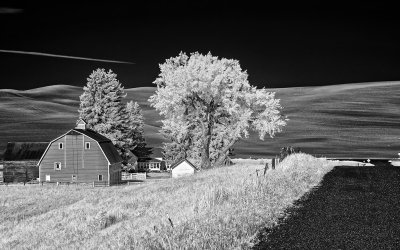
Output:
[3,142,49,161]
[71,129,122,164]
[72,129,111,142]
[37,129,122,165]
[171,159,199,170]
[98,141,123,164]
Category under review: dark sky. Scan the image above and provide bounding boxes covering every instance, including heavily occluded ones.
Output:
[1,1,400,90]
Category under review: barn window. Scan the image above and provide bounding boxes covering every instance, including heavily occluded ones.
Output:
[98,175,103,181]
[54,162,61,170]
[59,143,63,149]
[85,142,90,149]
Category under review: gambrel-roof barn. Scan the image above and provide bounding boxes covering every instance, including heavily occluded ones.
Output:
[38,119,122,185]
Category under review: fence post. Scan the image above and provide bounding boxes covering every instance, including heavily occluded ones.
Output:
[264,163,268,175]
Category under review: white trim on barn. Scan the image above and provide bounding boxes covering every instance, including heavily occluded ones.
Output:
[38,132,69,166]
[64,136,67,169]
[82,135,85,168]
[108,163,110,183]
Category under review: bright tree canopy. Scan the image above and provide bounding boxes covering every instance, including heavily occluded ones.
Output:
[149,52,287,169]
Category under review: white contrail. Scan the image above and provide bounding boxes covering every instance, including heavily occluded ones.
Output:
[0,8,23,14]
[0,49,135,64]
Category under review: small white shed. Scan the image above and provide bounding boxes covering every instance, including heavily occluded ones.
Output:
[171,159,198,178]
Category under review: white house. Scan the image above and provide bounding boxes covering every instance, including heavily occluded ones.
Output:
[171,159,198,178]
[137,157,163,171]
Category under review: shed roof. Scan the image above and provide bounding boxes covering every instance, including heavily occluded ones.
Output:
[171,159,199,170]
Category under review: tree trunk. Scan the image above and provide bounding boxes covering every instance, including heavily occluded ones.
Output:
[200,128,212,169]
[200,114,213,169]
[214,151,229,167]
[214,139,237,167]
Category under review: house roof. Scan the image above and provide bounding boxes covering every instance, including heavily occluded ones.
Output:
[171,159,199,170]
[147,147,163,159]
[138,157,162,163]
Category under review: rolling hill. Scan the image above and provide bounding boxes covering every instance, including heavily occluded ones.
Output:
[1,81,399,158]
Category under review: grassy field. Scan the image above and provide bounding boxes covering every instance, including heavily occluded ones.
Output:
[1,81,400,158]
[0,154,336,249]
[254,164,400,249]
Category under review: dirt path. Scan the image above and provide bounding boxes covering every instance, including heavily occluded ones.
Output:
[254,165,400,249]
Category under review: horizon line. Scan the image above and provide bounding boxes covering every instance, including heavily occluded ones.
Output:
[1,81,400,92]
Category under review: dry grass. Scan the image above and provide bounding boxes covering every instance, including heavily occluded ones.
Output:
[0,153,336,249]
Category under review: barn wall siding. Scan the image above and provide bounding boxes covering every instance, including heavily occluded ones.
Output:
[109,162,122,185]
[39,134,111,183]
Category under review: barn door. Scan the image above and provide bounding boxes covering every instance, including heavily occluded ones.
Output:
[66,132,82,177]
[72,135,82,175]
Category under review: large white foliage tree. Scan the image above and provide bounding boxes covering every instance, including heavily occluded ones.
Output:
[78,68,146,161]
[149,52,287,169]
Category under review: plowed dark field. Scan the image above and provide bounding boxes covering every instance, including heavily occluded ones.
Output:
[254,164,400,249]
